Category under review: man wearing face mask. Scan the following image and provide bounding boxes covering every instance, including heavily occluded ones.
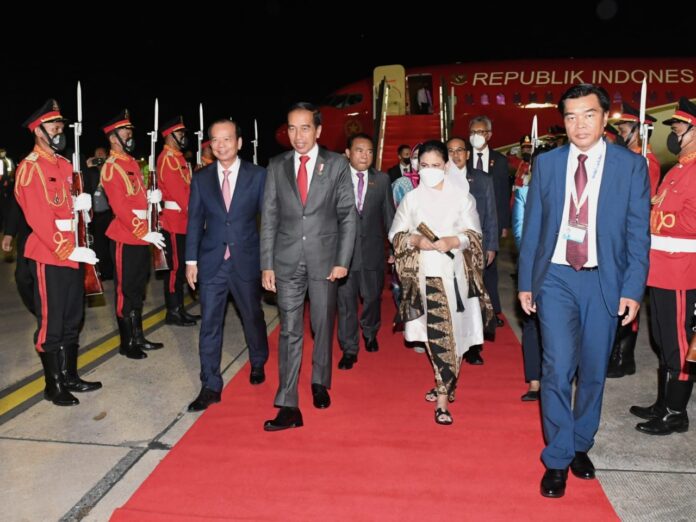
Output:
[387,144,411,183]
[14,99,101,406]
[632,97,696,436]
[100,110,166,360]
[157,116,198,326]
[468,116,510,328]
[614,104,661,197]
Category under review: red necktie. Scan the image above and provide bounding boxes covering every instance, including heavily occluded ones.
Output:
[566,154,589,270]
[297,155,309,205]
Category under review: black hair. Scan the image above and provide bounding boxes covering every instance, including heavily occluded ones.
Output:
[558,84,610,115]
[288,102,322,127]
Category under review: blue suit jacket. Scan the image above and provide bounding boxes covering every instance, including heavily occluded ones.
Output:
[185,160,266,283]
[518,142,650,314]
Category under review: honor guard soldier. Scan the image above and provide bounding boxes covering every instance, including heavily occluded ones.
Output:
[607,104,662,379]
[196,140,214,170]
[15,99,101,406]
[100,110,165,359]
[158,116,199,325]
[632,97,696,435]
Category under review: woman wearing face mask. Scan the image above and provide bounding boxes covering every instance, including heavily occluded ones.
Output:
[389,140,486,425]
[632,97,696,436]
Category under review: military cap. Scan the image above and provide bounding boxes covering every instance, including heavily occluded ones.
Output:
[201,140,211,149]
[604,123,619,137]
[23,99,68,132]
[102,110,135,135]
[615,103,657,124]
[662,97,696,126]
[161,115,186,137]
[520,135,533,147]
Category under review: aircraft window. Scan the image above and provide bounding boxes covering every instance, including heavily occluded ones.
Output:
[513,92,521,105]
[465,94,474,105]
[496,93,505,105]
[545,91,554,103]
[480,94,490,105]
[346,94,363,106]
[666,90,675,102]
[632,91,640,103]
[649,90,657,102]
[528,92,537,103]
[613,92,622,103]
[321,93,362,109]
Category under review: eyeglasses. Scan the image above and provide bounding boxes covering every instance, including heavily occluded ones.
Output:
[470,130,491,136]
[447,148,467,154]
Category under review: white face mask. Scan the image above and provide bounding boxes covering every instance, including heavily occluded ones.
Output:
[410,157,419,172]
[419,167,445,187]
[469,134,486,150]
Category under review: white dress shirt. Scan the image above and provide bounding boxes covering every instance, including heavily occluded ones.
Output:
[551,139,606,267]
[349,166,368,210]
[294,144,319,189]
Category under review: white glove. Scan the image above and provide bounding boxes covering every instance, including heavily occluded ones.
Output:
[72,193,92,212]
[147,189,162,204]
[142,231,166,250]
[68,246,99,265]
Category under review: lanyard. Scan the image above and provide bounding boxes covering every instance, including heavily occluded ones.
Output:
[569,144,604,218]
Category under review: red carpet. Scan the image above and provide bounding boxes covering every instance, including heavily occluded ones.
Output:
[111,295,618,521]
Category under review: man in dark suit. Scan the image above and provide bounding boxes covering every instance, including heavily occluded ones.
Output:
[387,144,412,183]
[518,84,650,498]
[446,137,498,364]
[261,102,357,431]
[336,133,395,370]
[468,116,510,327]
[185,119,269,412]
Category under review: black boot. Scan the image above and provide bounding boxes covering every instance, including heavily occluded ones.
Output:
[607,322,638,378]
[61,345,102,392]
[630,367,667,420]
[39,351,79,406]
[636,378,692,435]
[165,293,196,326]
[131,309,164,351]
[117,316,147,359]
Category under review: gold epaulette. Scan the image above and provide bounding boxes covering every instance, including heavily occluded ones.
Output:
[24,151,39,162]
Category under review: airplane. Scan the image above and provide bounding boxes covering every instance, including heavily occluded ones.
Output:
[275,57,696,169]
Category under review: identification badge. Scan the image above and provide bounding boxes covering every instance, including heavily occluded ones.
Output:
[563,224,586,243]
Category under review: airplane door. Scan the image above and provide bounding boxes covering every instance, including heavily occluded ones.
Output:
[373,65,406,115]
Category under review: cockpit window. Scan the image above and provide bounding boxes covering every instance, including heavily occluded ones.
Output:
[322,93,364,108]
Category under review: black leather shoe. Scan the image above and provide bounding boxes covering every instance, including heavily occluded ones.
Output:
[338,353,357,370]
[495,314,504,328]
[540,468,568,498]
[250,366,265,385]
[636,409,689,435]
[181,309,201,321]
[311,383,331,409]
[165,307,197,326]
[187,387,221,412]
[521,390,539,402]
[465,346,484,365]
[570,451,595,479]
[364,336,379,352]
[264,407,303,431]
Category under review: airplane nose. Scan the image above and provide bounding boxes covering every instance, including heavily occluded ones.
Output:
[275,124,290,149]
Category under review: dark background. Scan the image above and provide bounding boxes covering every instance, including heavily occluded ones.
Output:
[1,0,693,164]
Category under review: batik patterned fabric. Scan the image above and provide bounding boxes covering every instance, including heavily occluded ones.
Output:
[425,276,460,400]
[462,230,495,336]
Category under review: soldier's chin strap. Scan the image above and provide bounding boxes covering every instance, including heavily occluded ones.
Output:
[39,124,66,153]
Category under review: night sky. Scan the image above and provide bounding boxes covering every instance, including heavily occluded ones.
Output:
[1,0,693,164]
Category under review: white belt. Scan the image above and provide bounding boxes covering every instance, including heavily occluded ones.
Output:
[132,209,147,220]
[55,219,74,232]
[651,235,696,253]
[163,201,181,211]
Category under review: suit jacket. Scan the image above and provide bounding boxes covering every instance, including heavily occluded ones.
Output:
[518,143,650,314]
[350,168,395,271]
[185,159,266,283]
[466,168,499,253]
[387,164,404,184]
[260,148,357,280]
[468,149,510,232]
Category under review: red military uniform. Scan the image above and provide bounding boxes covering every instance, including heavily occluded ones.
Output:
[633,97,696,436]
[158,144,191,234]
[101,151,149,246]
[632,145,661,198]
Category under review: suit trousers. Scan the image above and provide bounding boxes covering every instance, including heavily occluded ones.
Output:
[29,261,83,353]
[522,312,542,382]
[536,264,617,469]
[483,256,501,314]
[274,260,336,408]
[198,258,268,392]
[337,267,383,354]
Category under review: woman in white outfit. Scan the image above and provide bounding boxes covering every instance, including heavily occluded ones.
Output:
[389,140,484,424]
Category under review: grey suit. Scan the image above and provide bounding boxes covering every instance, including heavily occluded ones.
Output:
[261,147,357,407]
[337,168,395,354]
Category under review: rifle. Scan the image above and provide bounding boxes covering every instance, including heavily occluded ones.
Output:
[71,81,103,296]
[195,103,204,169]
[252,118,259,165]
[148,98,169,271]
[638,78,652,159]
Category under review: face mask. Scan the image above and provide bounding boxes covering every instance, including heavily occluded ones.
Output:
[400,157,410,166]
[469,134,486,150]
[667,131,682,155]
[174,134,189,150]
[410,157,419,172]
[40,125,67,152]
[117,134,136,154]
[419,167,445,187]
[521,153,531,162]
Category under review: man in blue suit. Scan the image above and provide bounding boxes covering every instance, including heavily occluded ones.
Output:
[185,119,269,411]
[518,84,650,498]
